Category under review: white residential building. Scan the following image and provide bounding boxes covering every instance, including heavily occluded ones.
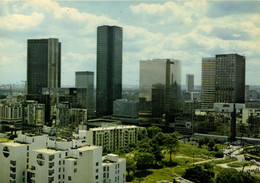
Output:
[1,133,126,183]
[0,134,48,183]
[102,154,126,183]
[76,125,144,151]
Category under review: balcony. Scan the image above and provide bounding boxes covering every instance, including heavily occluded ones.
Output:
[10,160,16,166]
[49,169,54,176]
[49,155,55,161]
[10,173,16,179]
[49,162,55,169]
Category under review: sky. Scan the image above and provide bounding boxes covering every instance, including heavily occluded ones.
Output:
[0,0,260,87]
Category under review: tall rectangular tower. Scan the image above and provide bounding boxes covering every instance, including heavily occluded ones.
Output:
[201,57,216,109]
[96,25,123,116]
[215,54,245,103]
[27,38,61,95]
[186,74,194,92]
[75,71,94,110]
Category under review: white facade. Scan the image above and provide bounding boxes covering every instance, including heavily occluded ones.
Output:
[0,134,48,183]
[102,154,126,183]
[1,133,126,183]
[77,125,143,150]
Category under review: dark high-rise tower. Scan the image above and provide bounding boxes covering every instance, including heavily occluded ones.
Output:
[215,54,245,103]
[27,38,61,95]
[96,25,123,116]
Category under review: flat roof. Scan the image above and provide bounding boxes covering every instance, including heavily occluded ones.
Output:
[34,148,62,154]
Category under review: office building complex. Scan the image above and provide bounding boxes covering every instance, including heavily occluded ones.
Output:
[215,54,245,103]
[27,38,61,95]
[75,71,94,111]
[96,25,123,117]
[0,133,126,183]
[201,57,216,109]
[186,74,194,92]
[139,59,182,120]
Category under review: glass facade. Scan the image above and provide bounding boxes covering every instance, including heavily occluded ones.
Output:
[75,71,94,110]
[27,38,61,95]
[139,59,182,119]
[96,26,123,116]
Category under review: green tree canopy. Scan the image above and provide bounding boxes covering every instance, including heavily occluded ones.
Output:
[135,152,155,170]
[216,168,257,183]
[163,133,179,162]
[183,165,215,183]
[147,126,162,139]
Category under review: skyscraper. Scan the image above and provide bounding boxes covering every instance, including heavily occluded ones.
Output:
[215,54,245,103]
[186,74,194,92]
[96,25,123,116]
[201,54,245,109]
[201,57,216,109]
[75,71,94,111]
[139,59,182,120]
[27,38,61,95]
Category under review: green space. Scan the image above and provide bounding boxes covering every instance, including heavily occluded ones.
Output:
[109,126,259,183]
[227,161,254,168]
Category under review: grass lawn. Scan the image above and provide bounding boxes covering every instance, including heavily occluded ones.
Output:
[126,142,228,183]
[227,161,254,168]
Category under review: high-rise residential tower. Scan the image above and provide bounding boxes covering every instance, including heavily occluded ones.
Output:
[27,38,61,95]
[139,59,182,120]
[96,25,123,116]
[201,57,216,109]
[215,54,245,103]
[201,54,245,109]
[186,74,194,92]
[75,71,94,111]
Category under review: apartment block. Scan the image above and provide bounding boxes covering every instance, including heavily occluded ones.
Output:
[0,133,126,183]
[79,125,144,151]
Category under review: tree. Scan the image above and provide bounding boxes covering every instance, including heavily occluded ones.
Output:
[147,126,162,139]
[183,165,215,183]
[152,132,167,146]
[138,128,148,140]
[216,168,257,183]
[207,141,215,151]
[163,134,179,162]
[150,143,164,165]
[135,152,155,170]
[126,158,136,176]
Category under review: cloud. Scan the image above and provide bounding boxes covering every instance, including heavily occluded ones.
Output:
[0,12,44,30]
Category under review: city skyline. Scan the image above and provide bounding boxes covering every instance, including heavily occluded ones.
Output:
[0,0,260,86]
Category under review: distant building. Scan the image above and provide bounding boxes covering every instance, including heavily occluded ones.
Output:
[96,25,123,117]
[215,54,245,103]
[139,59,182,121]
[23,100,45,126]
[75,71,94,111]
[0,100,22,124]
[201,57,216,109]
[186,74,194,92]
[26,38,61,124]
[27,38,61,95]
[113,99,139,122]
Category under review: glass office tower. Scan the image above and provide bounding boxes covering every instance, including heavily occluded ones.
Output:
[96,25,123,116]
